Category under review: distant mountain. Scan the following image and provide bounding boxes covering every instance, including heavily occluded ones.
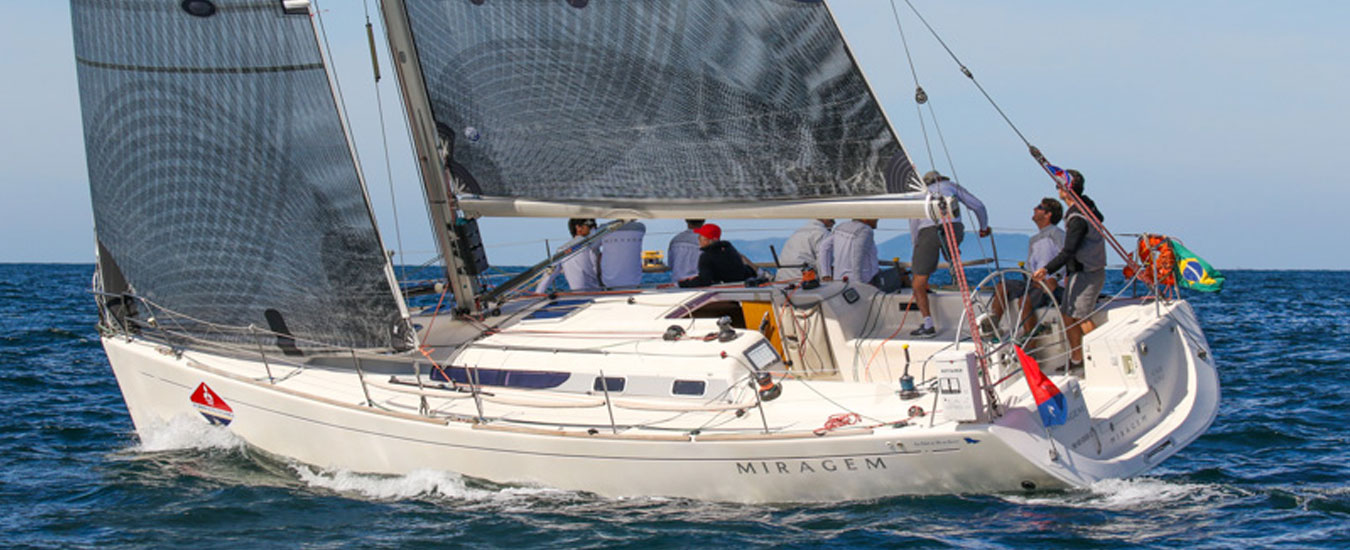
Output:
[726,237,788,263]
[876,232,1032,266]
[728,231,1034,268]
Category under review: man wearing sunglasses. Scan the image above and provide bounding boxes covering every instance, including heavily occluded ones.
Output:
[535,218,601,293]
[990,198,1064,336]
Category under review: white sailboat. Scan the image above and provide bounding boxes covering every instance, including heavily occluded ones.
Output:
[72,0,1219,502]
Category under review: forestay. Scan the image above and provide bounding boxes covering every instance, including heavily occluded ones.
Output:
[397,0,922,215]
[71,0,411,352]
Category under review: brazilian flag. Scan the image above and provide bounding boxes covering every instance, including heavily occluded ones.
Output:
[1170,239,1224,292]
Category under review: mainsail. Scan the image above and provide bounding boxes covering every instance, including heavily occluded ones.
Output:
[72,0,411,352]
[396,0,921,215]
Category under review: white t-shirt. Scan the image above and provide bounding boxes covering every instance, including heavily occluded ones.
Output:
[600,221,646,288]
[775,220,831,281]
[667,229,701,282]
[535,235,599,293]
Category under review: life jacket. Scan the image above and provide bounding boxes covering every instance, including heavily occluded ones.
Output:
[1123,233,1176,286]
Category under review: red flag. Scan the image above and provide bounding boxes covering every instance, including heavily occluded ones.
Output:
[1014,345,1067,426]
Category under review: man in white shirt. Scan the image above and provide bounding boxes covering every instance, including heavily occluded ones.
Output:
[909,171,990,338]
[667,219,704,283]
[535,218,600,293]
[991,197,1064,334]
[599,220,646,288]
[822,219,879,286]
[775,219,833,281]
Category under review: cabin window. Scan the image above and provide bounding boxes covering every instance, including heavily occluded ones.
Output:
[525,298,593,321]
[592,377,625,393]
[430,367,570,389]
[672,380,706,396]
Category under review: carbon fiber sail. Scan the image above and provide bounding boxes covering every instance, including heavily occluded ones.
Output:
[399,0,920,208]
[72,0,411,352]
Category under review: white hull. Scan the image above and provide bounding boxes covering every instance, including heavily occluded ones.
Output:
[102,287,1219,503]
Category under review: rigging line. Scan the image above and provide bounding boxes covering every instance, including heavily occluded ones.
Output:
[902,0,1032,147]
[925,101,959,186]
[889,1,993,269]
[371,6,443,268]
[364,0,407,286]
[889,0,923,92]
[888,0,936,169]
[311,1,363,168]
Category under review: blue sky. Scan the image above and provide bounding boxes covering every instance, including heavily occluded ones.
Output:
[2,1,1347,269]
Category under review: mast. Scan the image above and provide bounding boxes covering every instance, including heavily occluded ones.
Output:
[379,0,481,314]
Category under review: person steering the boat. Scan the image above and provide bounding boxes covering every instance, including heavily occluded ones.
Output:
[1033,170,1106,372]
[909,171,990,338]
[990,197,1065,335]
[677,224,756,287]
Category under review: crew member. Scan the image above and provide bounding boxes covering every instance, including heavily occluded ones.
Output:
[667,219,704,282]
[678,224,756,287]
[775,219,834,281]
[600,220,646,288]
[823,219,880,286]
[1033,169,1106,371]
[909,171,990,338]
[535,218,600,293]
[991,197,1064,335]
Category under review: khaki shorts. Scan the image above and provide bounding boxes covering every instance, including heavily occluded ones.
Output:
[1061,269,1105,319]
[912,223,964,276]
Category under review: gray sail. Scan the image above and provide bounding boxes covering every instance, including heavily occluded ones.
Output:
[72,0,410,352]
[399,0,920,202]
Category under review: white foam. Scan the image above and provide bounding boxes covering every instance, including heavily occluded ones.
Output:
[1004,477,1226,511]
[293,466,572,503]
[133,413,244,452]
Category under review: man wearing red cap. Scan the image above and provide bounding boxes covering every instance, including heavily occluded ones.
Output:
[677,223,757,288]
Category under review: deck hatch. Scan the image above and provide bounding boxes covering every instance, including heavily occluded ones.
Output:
[524,298,594,320]
[672,380,707,396]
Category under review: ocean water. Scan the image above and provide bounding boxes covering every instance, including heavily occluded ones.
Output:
[1,264,1346,549]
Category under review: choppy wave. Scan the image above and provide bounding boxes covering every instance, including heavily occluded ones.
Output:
[3,265,1349,549]
[133,414,246,453]
[1003,477,1234,511]
[292,466,573,503]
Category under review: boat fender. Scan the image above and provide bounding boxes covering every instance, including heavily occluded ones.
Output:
[663,325,686,341]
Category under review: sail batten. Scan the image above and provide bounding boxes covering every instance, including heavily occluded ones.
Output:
[400,0,920,206]
[72,0,410,352]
